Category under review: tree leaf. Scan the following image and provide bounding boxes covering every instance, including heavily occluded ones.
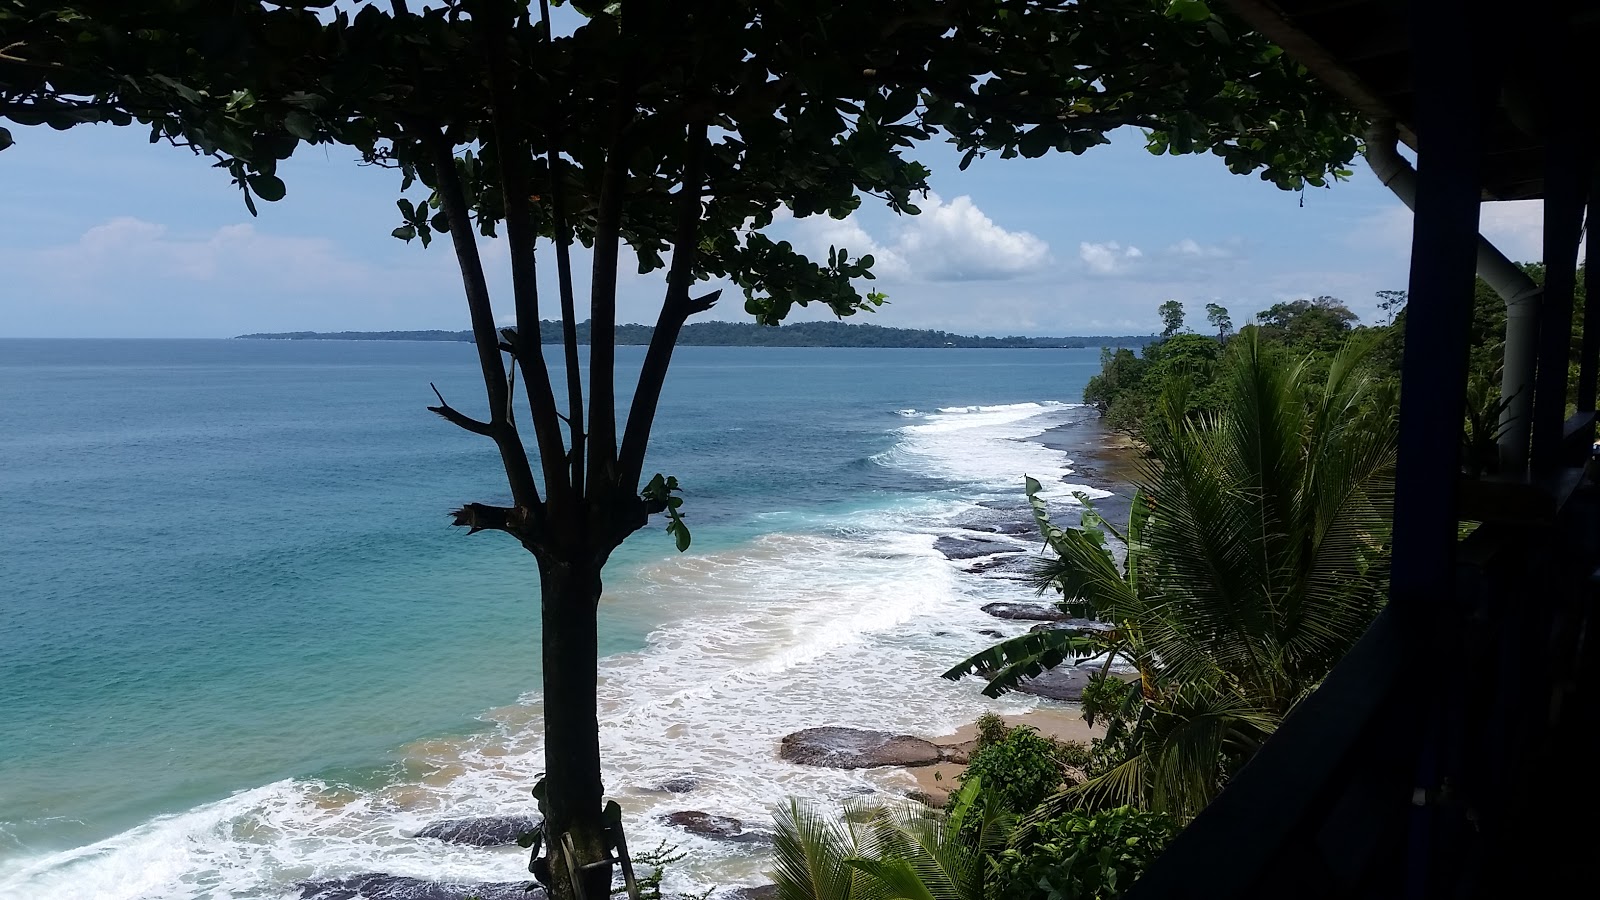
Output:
[246,173,287,202]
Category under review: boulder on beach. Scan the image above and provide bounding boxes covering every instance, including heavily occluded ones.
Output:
[413,814,543,847]
[1028,618,1116,635]
[981,602,1067,622]
[661,810,773,844]
[934,536,1023,560]
[723,886,780,900]
[1011,667,1095,702]
[298,874,542,900]
[779,727,942,768]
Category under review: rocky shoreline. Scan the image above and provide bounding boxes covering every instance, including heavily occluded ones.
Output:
[299,411,1134,900]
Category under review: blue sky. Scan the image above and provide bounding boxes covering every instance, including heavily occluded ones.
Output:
[0,121,1547,338]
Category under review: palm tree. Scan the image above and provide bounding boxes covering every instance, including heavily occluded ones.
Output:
[945,330,1395,819]
[770,778,1011,900]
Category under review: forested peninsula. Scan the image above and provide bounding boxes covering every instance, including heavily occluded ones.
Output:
[236,320,1150,349]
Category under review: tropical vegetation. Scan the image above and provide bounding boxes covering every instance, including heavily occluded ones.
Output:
[947,330,1396,819]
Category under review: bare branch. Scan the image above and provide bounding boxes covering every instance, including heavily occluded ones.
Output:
[428,381,494,436]
[483,10,572,507]
[540,0,587,500]
[421,125,543,511]
[448,502,526,536]
[618,120,709,493]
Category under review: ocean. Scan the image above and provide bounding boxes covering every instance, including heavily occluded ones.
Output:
[0,339,1116,898]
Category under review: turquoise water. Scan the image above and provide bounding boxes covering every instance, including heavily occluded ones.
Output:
[0,340,1104,897]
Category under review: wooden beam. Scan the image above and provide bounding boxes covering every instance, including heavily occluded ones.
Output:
[1529,113,1589,471]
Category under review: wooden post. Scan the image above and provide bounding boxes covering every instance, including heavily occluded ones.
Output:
[1393,1,1488,896]
[1530,127,1588,472]
[1577,172,1600,419]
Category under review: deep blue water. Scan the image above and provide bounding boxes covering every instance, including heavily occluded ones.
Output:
[0,339,1102,897]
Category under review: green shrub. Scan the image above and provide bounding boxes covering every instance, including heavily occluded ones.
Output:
[990,806,1177,900]
[975,712,1012,750]
[1055,739,1092,770]
[958,725,1065,816]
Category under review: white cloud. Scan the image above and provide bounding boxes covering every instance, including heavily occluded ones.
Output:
[792,194,1049,282]
[32,216,372,288]
[1168,238,1233,259]
[1078,240,1144,275]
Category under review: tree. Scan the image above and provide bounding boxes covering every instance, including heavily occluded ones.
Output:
[1158,300,1186,338]
[4,1,1366,894]
[948,332,1395,818]
[1204,302,1232,341]
[1254,295,1359,357]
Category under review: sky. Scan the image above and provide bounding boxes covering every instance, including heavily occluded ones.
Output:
[0,120,1551,338]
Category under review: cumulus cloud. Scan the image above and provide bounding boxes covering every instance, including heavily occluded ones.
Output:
[792,193,1049,282]
[1078,241,1143,275]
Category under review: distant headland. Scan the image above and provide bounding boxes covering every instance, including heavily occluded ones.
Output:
[235,320,1152,350]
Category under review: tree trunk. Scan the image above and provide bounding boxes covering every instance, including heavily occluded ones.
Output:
[539,555,611,900]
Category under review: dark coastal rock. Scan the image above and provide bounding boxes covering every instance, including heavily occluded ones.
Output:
[1012,667,1095,702]
[724,886,780,900]
[981,602,1068,622]
[934,536,1022,560]
[661,810,773,845]
[779,727,942,768]
[978,628,1004,638]
[653,777,700,794]
[960,520,1040,537]
[937,739,978,765]
[413,814,542,847]
[298,874,542,900]
[1029,618,1116,635]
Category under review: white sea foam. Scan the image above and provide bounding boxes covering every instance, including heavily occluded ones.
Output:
[0,400,1103,899]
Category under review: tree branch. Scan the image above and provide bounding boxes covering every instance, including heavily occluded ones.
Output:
[421,125,543,515]
[428,382,494,436]
[618,120,710,493]
[449,502,527,536]
[539,0,587,503]
[482,8,572,511]
[584,14,639,492]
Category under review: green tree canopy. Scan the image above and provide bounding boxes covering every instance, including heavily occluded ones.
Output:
[1158,299,1186,338]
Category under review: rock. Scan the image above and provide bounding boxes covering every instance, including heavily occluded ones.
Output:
[934,536,1022,560]
[936,739,978,765]
[981,602,1068,622]
[298,874,542,900]
[661,810,773,845]
[413,814,542,847]
[724,886,780,900]
[653,777,699,793]
[779,727,942,768]
[978,628,1004,638]
[1012,667,1095,702]
[1028,618,1115,635]
[904,789,947,808]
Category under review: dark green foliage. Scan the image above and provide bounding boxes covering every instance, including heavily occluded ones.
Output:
[1084,296,1394,435]
[1254,296,1359,357]
[974,712,1012,751]
[1158,301,1186,339]
[958,726,1069,816]
[1204,303,1233,341]
[989,807,1178,900]
[957,720,1092,819]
